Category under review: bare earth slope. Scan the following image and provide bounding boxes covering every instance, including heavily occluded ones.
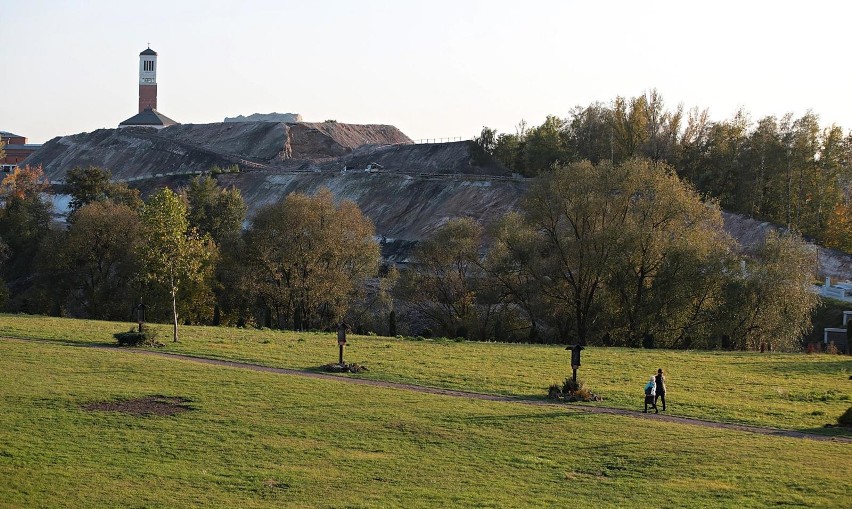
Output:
[28,122,414,181]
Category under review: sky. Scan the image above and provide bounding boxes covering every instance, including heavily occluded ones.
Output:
[2,0,850,144]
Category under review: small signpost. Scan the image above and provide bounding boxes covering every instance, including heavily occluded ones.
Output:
[337,322,349,365]
[565,344,584,384]
[136,301,146,333]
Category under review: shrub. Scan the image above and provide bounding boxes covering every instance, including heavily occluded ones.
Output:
[838,406,852,427]
[562,377,585,394]
[826,342,840,355]
[574,387,593,401]
[547,384,562,399]
[114,327,161,347]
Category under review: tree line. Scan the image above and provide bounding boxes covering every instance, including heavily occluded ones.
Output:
[474,90,852,252]
[0,166,378,341]
[0,156,818,350]
[400,158,818,351]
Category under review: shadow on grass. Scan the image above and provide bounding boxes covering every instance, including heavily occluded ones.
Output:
[796,425,852,438]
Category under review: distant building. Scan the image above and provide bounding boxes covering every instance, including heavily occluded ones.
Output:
[119,46,178,129]
[1,131,41,172]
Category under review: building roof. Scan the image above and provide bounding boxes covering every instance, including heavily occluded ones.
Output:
[119,108,178,127]
[0,131,23,138]
[140,47,157,56]
[3,144,41,150]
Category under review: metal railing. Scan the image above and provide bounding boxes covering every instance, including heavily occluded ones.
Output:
[414,137,468,144]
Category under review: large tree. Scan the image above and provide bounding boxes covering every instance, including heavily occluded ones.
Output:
[490,158,737,346]
[602,159,733,347]
[714,231,819,351]
[57,201,141,319]
[137,188,215,341]
[244,188,379,330]
[396,218,486,338]
[494,160,633,344]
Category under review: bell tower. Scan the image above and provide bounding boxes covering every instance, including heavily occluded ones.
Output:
[138,46,158,112]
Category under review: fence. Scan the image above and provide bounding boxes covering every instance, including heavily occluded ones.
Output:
[414,137,469,144]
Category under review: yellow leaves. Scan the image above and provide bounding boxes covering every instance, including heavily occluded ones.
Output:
[823,203,852,254]
[245,187,380,327]
[0,165,48,201]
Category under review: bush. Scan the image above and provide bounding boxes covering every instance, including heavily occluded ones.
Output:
[838,406,852,427]
[562,377,585,394]
[826,342,840,355]
[547,384,562,399]
[114,327,161,347]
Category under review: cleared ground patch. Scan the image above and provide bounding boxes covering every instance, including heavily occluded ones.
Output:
[81,395,194,416]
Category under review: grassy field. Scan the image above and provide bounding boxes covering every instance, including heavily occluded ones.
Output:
[1,314,851,433]
[1,339,850,508]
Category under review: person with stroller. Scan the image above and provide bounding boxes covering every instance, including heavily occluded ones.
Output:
[643,375,658,413]
[655,368,667,411]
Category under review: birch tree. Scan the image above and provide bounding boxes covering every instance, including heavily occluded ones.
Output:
[137,188,214,341]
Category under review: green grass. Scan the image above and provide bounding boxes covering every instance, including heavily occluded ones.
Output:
[1,339,850,508]
[1,314,851,433]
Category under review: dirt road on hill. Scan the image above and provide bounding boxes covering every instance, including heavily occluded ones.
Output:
[4,337,851,444]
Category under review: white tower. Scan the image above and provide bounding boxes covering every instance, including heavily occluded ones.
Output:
[138,46,158,113]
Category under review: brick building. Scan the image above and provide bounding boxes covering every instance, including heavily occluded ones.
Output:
[1,131,41,172]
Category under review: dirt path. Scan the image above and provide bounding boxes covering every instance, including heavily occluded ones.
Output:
[5,337,851,444]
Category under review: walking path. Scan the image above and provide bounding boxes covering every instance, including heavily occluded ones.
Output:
[5,337,851,444]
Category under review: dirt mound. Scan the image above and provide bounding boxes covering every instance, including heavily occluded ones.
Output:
[28,127,247,182]
[224,112,302,123]
[82,395,193,416]
[286,123,412,159]
[26,122,415,182]
[341,141,509,176]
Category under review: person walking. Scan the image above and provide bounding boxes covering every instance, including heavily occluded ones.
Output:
[643,376,658,413]
[654,368,667,411]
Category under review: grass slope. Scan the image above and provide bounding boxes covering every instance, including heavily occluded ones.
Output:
[1,314,850,433]
[1,340,850,508]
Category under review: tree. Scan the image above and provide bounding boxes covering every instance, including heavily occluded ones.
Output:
[1,165,49,201]
[714,231,819,351]
[0,166,53,291]
[0,236,9,308]
[55,201,141,319]
[488,158,738,346]
[64,166,142,213]
[523,115,570,174]
[137,188,215,341]
[565,102,612,164]
[493,160,633,344]
[396,218,485,338]
[823,203,852,253]
[609,95,649,162]
[244,189,379,330]
[181,175,246,244]
[602,159,733,347]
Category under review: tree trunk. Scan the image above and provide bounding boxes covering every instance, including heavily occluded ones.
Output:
[172,288,179,342]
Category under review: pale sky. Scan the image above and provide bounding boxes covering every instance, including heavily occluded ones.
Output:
[2,0,850,144]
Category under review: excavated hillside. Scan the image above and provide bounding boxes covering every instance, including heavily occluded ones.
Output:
[28,122,414,181]
[22,121,852,276]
